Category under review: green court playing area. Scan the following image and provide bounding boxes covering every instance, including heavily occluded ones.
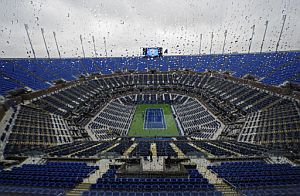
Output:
[128,104,179,137]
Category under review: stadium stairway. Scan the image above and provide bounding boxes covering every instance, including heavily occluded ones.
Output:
[266,156,296,166]
[84,122,102,141]
[0,106,21,158]
[0,108,14,158]
[67,182,92,196]
[67,160,110,196]
[150,143,157,157]
[21,157,46,165]
[213,184,239,196]
[188,142,213,157]
[100,143,119,155]
[123,142,138,156]
[170,142,185,157]
[193,158,239,196]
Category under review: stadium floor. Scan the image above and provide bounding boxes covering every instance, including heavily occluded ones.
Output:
[128,104,179,137]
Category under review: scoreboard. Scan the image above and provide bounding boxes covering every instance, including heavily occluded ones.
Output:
[142,47,163,58]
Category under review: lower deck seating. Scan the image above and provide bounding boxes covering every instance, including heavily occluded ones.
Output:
[82,191,222,196]
[0,186,65,196]
[191,141,234,157]
[174,142,204,156]
[241,186,300,196]
[87,99,135,137]
[4,139,284,158]
[129,141,177,157]
[173,98,222,139]
[106,138,134,155]
[208,161,300,194]
[155,141,177,157]
[85,165,220,195]
[46,141,99,156]
[0,162,98,195]
[130,142,152,157]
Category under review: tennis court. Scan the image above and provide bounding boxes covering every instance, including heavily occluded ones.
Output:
[144,108,166,129]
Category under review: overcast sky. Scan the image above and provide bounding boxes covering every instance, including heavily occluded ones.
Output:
[0,0,299,58]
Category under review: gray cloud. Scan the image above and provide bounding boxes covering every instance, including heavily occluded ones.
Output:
[0,0,299,58]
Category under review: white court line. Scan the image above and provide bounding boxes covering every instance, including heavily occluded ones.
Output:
[143,108,148,130]
[160,108,167,130]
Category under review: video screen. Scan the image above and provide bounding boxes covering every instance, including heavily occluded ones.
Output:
[147,48,159,57]
[143,47,163,57]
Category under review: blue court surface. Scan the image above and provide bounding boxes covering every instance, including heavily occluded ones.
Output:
[144,108,166,129]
